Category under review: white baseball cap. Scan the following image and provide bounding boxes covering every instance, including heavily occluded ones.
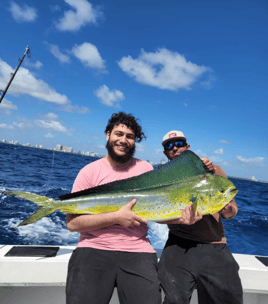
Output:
[162,130,187,146]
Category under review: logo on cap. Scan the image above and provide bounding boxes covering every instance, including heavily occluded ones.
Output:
[169,133,177,138]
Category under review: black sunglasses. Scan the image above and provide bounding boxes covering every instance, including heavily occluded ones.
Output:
[164,140,186,151]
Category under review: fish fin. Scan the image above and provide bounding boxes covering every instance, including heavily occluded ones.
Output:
[190,196,198,214]
[60,150,206,201]
[18,206,57,227]
[4,191,54,206]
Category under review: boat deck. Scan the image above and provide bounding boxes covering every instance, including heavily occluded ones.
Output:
[0,245,268,304]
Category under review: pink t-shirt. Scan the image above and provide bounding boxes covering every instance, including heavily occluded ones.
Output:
[72,157,155,253]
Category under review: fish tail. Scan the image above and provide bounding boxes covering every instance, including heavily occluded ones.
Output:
[3,190,55,206]
[18,206,57,227]
[3,190,58,227]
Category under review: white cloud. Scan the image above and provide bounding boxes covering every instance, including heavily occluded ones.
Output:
[136,143,145,152]
[0,99,18,115]
[194,149,207,158]
[9,2,38,23]
[60,103,90,114]
[34,112,71,135]
[55,0,102,32]
[45,41,106,72]
[72,42,106,71]
[118,48,211,91]
[184,103,188,107]
[42,113,59,121]
[94,85,125,107]
[0,123,15,130]
[201,75,215,90]
[13,122,33,130]
[214,148,224,155]
[46,43,71,63]
[35,119,71,135]
[0,58,70,105]
[236,156,265,167]
[0,59,88,113]
[24,60,43,69]
[210,155,228,166]
[219,140,231,144]
[44,133,54,138]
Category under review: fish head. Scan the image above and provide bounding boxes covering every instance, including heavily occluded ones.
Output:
[194,174,238,214]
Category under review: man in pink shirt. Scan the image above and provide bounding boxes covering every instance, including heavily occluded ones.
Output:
[66,113,205,304]
[65,112,162,304]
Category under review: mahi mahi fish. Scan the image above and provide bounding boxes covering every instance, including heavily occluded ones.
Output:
[3,150,238,227]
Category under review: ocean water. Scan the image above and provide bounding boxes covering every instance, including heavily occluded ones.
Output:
[0,143,267,257]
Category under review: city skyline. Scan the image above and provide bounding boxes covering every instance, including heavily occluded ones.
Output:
[2,139,265,183]
[1,139,104,158]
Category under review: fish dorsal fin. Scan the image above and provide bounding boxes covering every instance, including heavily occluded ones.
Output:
[60,150,205,200]
[156,150,206,181]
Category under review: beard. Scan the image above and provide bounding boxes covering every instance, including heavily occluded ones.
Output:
[106,140,135,164]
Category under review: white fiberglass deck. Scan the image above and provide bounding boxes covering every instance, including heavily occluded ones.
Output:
[0,245,268,304]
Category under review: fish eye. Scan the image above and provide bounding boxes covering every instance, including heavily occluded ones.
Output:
[219,188,225,193]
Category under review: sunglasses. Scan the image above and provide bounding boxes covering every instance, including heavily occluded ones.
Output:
[164,140,186,151]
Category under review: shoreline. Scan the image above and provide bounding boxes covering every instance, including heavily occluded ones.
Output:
[1,142,267,183]
[228,176,268,184]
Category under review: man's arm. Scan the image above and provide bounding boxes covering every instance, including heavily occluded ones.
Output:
[219,199,238,219]
[66,199,147,232]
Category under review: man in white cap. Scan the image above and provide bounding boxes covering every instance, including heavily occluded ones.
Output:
[158,131,243,304]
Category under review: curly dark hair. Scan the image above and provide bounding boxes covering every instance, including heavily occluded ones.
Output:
[105,112,146,143]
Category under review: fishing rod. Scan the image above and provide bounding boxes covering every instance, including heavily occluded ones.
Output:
[0,46,31,104]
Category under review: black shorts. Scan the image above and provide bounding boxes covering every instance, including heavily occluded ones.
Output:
[158,234,243,304]
[66,247,161,304]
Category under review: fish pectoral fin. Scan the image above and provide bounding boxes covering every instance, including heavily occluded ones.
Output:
[18,206,57,227]
[190,195,200,214]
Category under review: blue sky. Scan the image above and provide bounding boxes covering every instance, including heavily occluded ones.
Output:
[0,0,267,181]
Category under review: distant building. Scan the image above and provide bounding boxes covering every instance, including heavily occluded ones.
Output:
[251,176,258,182]
[89,152,97,157]
[11,141,19,145]
[62,146,73,153]
[83,152,91,156]
[79,151,101,157]
[2,139,6,143]
[55,144,63,151]
[36,144,43,149]
[25,143,31,147]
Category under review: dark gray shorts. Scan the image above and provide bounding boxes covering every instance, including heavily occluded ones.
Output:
[158,233,243,304]
[66,247,161,304]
